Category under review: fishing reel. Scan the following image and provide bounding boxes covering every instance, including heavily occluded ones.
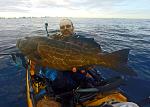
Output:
[31,74,47,93]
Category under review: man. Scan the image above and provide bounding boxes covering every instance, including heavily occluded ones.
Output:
[42,18,102,106]
[59,18,74,37]
[49,18,75,40]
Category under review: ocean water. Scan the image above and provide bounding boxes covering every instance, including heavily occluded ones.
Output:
[0,17,150,107]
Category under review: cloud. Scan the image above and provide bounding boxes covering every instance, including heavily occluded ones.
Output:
[0,0,31,12]
[30,0,70,8]
[28,0,126,10]
[70,0,126,9]
[0,0,150,18]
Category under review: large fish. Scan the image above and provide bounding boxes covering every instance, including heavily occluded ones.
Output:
[16,36,137,76]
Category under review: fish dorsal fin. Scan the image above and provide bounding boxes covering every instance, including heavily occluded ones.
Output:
[63,36,102,53]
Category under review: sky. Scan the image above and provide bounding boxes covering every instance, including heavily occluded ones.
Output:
[0,0,150,19]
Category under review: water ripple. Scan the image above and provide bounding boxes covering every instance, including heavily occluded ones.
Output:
[0,18,150,107]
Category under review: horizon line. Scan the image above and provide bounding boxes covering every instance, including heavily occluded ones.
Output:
[0,16,150,20]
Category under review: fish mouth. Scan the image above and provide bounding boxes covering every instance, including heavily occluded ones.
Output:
[16,37,30,54]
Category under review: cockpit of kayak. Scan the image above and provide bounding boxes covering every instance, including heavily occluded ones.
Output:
[26,59,129,107]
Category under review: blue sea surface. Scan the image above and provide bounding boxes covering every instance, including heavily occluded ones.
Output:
[0,17,150,107]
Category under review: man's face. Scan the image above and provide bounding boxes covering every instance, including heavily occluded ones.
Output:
[60,19,74,36]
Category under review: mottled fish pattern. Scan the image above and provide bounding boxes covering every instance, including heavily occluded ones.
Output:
[16,36,136,76]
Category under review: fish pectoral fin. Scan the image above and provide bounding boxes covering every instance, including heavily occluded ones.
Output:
[33,52,42,60]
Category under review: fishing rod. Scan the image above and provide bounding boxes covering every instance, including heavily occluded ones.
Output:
[0,53,22,56]
[0,53,13,56]
[45,23,49,37]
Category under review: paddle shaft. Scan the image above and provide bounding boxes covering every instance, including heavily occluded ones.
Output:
[0,53,13,56]
[0,53,22,56]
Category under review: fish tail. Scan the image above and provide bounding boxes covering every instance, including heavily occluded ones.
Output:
[97,49,137,76]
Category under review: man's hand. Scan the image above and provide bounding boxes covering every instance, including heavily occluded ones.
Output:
[72,67,77,72]
[71,66,94,78]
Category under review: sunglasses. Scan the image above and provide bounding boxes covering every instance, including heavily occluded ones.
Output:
[60,25,72,29]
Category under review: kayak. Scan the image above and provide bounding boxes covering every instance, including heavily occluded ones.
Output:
[26,60,128,107]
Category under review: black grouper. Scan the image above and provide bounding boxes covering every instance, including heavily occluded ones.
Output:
[16,36,136,76]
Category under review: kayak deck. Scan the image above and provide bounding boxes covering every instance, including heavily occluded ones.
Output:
[26,60,128,107]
